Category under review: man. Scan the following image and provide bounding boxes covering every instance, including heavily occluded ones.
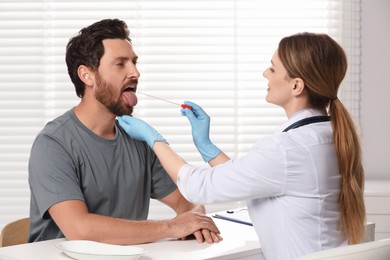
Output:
[28,18,222,245]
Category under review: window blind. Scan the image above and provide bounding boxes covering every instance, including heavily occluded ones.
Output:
[0,0,361,229]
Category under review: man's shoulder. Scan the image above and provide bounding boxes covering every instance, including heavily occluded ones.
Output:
[33,110,78,149]
[39,109,74,137]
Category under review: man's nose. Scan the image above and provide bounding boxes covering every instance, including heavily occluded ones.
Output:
[128,64,140,79]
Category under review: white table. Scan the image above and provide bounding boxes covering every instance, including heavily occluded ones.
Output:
[0,217,263,260]
[0,210,375,260]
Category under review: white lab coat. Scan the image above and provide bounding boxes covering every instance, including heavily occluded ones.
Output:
[177,108,347,260]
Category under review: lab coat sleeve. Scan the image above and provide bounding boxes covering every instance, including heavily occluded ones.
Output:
[177,135,287,204]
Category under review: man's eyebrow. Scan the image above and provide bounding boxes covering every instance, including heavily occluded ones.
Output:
[112,56,128,61]
[112,56,138,62]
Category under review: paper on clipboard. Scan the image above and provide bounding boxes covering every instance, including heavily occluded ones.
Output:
[212,208,253,226]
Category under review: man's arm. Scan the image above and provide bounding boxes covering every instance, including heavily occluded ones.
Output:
[49,199,220,245]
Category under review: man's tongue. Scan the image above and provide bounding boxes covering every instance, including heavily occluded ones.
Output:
[122,91,138,106]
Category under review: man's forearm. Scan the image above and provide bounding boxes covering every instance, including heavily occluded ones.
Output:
[67,213,175,245]
[173,194,205,216]
[49,200,186,245]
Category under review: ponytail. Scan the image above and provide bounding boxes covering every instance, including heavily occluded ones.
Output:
[329,99,366,244]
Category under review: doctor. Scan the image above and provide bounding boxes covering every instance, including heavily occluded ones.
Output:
[118,32,366,260]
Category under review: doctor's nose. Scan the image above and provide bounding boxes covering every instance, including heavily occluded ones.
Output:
[262,68,269,78]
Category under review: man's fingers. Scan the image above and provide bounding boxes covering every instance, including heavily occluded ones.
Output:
[192,230,204,243]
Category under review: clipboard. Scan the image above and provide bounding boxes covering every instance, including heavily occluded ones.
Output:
[212,208,253,226]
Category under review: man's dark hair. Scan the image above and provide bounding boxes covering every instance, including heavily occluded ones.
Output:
[65,19,131,97]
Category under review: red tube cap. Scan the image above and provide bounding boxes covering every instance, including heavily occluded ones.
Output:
[181,104,192,110]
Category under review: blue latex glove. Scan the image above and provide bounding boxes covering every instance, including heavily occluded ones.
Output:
[117,115,167,148]
[181,101,221,162]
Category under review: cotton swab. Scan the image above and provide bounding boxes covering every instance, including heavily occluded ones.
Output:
[137,91,192,110]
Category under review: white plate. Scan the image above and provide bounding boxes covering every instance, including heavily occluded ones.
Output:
[56,240,147,260]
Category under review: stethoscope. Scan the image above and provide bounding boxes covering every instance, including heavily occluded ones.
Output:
[282,116,330,132]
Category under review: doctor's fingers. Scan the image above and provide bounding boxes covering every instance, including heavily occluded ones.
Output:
[183,101,209,119]
[181,108,198,124]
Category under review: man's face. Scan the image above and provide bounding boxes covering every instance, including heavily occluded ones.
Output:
[94,39,140,116]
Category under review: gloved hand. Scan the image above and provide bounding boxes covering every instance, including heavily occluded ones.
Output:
[181,101,221,162]
[117,115,167,148]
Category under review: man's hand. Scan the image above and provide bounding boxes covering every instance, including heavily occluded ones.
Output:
[170,211,223,243]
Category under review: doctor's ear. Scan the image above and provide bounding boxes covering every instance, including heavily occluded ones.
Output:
[292,78,305,96]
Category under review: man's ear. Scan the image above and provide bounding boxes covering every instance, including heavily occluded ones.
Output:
[292,78,305,97]
[78,66,94,86]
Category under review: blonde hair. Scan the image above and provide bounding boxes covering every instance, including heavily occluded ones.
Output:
[278,32,366,244]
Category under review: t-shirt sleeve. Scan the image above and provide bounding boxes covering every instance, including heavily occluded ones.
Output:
[148,150,177,200]
[28,134,85,218]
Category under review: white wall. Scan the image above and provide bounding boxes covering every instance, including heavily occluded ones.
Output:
[361,0,390,180]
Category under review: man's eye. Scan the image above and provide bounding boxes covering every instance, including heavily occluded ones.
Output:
[116,63,124,66]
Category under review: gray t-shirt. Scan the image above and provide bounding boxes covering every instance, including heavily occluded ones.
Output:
[28,109,176,242]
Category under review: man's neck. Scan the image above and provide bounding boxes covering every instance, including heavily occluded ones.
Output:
[73,100,117,139]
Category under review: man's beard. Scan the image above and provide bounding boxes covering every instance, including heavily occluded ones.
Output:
[94,74,134,116]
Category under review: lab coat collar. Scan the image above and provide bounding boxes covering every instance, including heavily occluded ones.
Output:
[275,108,328,133]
